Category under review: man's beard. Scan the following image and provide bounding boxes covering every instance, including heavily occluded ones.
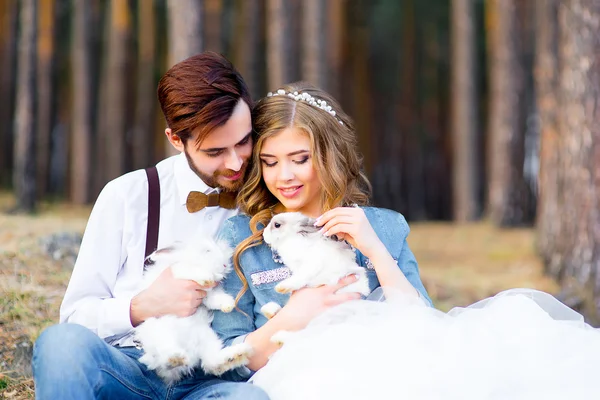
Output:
[184,149,247,193]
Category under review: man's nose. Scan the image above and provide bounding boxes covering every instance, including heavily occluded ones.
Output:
[224,149,243,171]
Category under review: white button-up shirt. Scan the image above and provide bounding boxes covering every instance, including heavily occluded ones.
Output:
[60,153,238,347]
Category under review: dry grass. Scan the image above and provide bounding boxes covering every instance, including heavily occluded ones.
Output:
[0,191,557,399]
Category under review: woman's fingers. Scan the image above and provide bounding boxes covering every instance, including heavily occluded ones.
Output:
[322,222,355,238]
[315,207,358,227]
[318,216,355,236]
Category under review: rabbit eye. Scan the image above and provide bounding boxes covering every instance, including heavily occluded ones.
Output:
[274,222,281,228]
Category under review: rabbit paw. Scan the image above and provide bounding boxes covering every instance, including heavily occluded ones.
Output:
[220,296,236,313]
[274,283,293,294]
[203,343,253,376]
[270,330,292,347]
[261,302,282,319]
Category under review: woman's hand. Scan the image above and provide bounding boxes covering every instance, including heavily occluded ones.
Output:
[245,275,361,371]
[273,275,361,331]
[315,207,386,259]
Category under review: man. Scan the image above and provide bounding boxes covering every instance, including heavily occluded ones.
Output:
[32,52,269,400]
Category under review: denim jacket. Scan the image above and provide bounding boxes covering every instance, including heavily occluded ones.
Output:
[212,207,432,358]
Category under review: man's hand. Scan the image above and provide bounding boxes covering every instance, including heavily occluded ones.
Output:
[130,267,212,327]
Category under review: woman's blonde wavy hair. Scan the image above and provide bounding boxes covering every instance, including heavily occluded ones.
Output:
[232,82,372,304]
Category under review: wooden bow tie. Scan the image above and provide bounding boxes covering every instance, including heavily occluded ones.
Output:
[186,191,237,213]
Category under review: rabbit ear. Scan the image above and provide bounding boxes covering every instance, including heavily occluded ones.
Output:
[298,217,320,236]
[144,244,178,268]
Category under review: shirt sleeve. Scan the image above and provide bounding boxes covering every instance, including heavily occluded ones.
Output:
[59,180,134,339]
[396,239,433,307]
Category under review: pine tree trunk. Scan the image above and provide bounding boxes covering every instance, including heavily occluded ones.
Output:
[485,0,535,226]
[326,0,344,99]
[302,0,326,89]
[0,0,17,188]
[13,0,37,212]
[233,0,264,100]
[167,0,203,67]
[554,0,600,322]
[266,0,292,88]
[70,0,94,204]
[451,0,479,221]
[204,0,222,53]
[165,0,203,156]
[36,0,56,199]
[534,0,561,275]
[132,0,156,170]
[103,0,131,182]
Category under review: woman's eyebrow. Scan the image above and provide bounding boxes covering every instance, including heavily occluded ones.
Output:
[259,149,309,157]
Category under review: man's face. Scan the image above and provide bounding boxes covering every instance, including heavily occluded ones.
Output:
[167,100,253,192]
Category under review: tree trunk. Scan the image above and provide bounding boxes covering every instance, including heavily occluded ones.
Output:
[232,0,264,100]
[36,0,56,199]
[13,0,37,212]
[204,0,222,53]
[450,0,479,221]
[554,0,600,323]
[485,0,535,226]
[266,0,292,88]
[165,0,203,156]
[302,0,326,89]
[0,0,18,188]
[70,0,94,204]
[326,0,344,99]
[132,0,156,170]
[346,0,372,175]
[103,0,131,182]
[534,0,561,274]
[167,0,203,67]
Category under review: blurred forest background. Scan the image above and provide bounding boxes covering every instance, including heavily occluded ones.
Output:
[0,0,600,395]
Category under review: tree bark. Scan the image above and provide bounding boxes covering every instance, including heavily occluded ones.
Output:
[302,0,326,89]
[233,0,264,100]
[485,0,535,226]
[36,0,57,199]
[266,0,293,88]
[165,0,203,156]
[13,0,38,212]
[167,0,203,67]
[554,0,600,322]
[204,0,222,53]
[132,0,156,170]
[70,0,94,204]
[103,0,131,182]
[0,0,18,188]
[326,0,345,99]
[534,0,561,274]
[451,0,479,221]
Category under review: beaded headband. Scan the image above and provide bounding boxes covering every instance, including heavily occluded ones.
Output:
[266,89,344,125]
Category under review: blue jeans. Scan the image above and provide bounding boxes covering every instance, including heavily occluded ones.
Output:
[32,323,269,400]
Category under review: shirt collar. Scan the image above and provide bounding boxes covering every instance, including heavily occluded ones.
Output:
[173,153,220,206]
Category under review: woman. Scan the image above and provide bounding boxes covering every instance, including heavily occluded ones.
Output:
[213,83,600,400]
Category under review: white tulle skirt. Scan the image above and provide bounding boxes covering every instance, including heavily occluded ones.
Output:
[250,289,600,400]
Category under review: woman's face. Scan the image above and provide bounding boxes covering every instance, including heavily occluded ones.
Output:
[259,127,322,217]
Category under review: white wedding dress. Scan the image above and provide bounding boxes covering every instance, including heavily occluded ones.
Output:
[251,289,600,400]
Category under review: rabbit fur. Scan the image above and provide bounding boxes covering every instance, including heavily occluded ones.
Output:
[260,212,371,321]
[133,236,252,384]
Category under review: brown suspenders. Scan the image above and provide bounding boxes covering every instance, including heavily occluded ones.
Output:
[144,166,160,262]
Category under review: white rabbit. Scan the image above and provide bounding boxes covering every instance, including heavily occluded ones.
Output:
[260,212,371,322]
[133,236,252,384]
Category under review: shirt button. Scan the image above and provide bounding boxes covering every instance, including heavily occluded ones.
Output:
[208,215,213,221]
